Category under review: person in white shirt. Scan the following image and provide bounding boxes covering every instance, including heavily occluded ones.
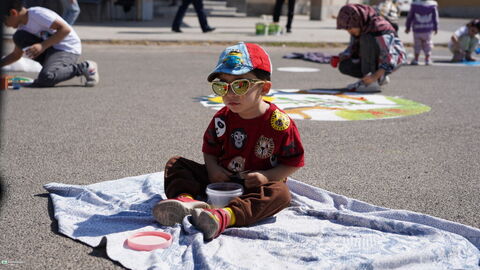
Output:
[448,19,480,62]
[1,0,98,87]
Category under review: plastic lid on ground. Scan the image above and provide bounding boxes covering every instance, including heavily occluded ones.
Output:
[126,231,173,251]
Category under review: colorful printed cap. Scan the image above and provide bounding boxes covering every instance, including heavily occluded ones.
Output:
[207,42,272,82]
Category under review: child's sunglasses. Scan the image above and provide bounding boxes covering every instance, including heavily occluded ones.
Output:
[211,79,265,96]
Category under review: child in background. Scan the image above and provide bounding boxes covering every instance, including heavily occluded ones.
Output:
[405,0,439,65]
[1,0,98,87]
[374,0,400,32]
[152,42,305,241]
[448,19,480,62]
[336,4,406,92]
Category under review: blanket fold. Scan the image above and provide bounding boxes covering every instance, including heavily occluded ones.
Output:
[44,172,480,270]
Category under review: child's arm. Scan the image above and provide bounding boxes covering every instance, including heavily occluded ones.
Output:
[24,19,71,59]
[0,46,23,67]
[203,153,232,183]
[243,165,300,189]
[405,8,414,33]
[433,6,439,34]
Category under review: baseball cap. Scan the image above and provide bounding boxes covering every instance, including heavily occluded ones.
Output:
[207,42,272,82]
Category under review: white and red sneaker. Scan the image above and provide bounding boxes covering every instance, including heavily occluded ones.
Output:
[83,60,99,87]
[152,196,209,226]
[191,208,231,241]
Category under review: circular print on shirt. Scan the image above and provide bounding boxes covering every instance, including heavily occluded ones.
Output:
[231,128,247,149]
[271,109,291,131]
[215,117,226,137]
[228,156,245,172]
[254,135,275,159]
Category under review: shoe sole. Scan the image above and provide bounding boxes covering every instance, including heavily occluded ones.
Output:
[191,209,218,240]
[152,200,209,226]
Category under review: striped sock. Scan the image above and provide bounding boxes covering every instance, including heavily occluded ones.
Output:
[178,193,194,200]
[224,207,236,226]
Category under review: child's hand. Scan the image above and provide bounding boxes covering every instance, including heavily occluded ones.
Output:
[207,163,231,183]
[339,53,349,62]
[244,171,268,188]
[361,74,377,85]
[25,43,44,59]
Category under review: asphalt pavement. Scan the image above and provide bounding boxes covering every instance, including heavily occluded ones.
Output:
[1,11,479,270]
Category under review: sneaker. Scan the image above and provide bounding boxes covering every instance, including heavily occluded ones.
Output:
[451,52,464,62]
[82,60,99,87]
[191,208,230,240]
[410,60,419,65]
[356,81,381,93]
[346,80,362,90]
[379,75,390,86]
[152,196,209,226]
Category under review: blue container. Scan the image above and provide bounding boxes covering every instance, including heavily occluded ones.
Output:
[12,78,21,90]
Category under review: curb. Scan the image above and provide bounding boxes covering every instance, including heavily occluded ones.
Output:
[3,38,450,48]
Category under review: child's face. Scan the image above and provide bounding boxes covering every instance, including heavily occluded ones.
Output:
[3,10,21,28]
[216,73,270,118]
[468,26,479,37]
[347,27,361,37]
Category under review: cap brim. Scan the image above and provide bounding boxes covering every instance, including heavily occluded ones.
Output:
[207,72,220,82]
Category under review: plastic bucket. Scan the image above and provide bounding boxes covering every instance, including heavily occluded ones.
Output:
[206,183,244,208]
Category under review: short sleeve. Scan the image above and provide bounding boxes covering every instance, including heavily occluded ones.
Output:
[277,120,304,167]
[202,112,226,157]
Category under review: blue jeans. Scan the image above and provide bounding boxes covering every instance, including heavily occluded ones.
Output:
[62,0,81,25]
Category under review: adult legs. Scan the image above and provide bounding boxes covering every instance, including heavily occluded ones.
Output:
[273,0,284,23]
[191,0,212,32]
[338,58,363,78]
[339,35,379,79]
[62,0,81,25]
[172,0,193,31]
[286,0,295,31]
[358,34,380,76]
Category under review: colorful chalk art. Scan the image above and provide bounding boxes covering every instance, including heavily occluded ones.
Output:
[198,89,431,121]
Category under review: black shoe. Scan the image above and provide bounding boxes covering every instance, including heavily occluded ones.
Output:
[172,28,182,33]
[286,28,291,33]
[203,27,215,33]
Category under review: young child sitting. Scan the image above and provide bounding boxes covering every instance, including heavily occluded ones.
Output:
[405,0,439,65]
[336,4,406,92]
[1,0,98,87]
[449,19,480,62]
[152,42,305,241]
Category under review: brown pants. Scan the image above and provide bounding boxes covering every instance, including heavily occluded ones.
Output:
[164,156,292,226]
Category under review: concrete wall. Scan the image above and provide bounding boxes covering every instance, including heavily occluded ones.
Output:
[437,0,480,18]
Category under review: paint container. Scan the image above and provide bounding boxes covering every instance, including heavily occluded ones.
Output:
[1,76,9,90]
[12,78,21,90]
[206,183,243,208]
[330,56,340,68]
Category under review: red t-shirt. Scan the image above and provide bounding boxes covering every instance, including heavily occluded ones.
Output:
[202,102,304,173]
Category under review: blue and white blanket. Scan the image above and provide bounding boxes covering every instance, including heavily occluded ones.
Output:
[44,172,480,270]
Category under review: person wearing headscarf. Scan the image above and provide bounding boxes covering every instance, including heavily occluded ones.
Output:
[336,4,406,92]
